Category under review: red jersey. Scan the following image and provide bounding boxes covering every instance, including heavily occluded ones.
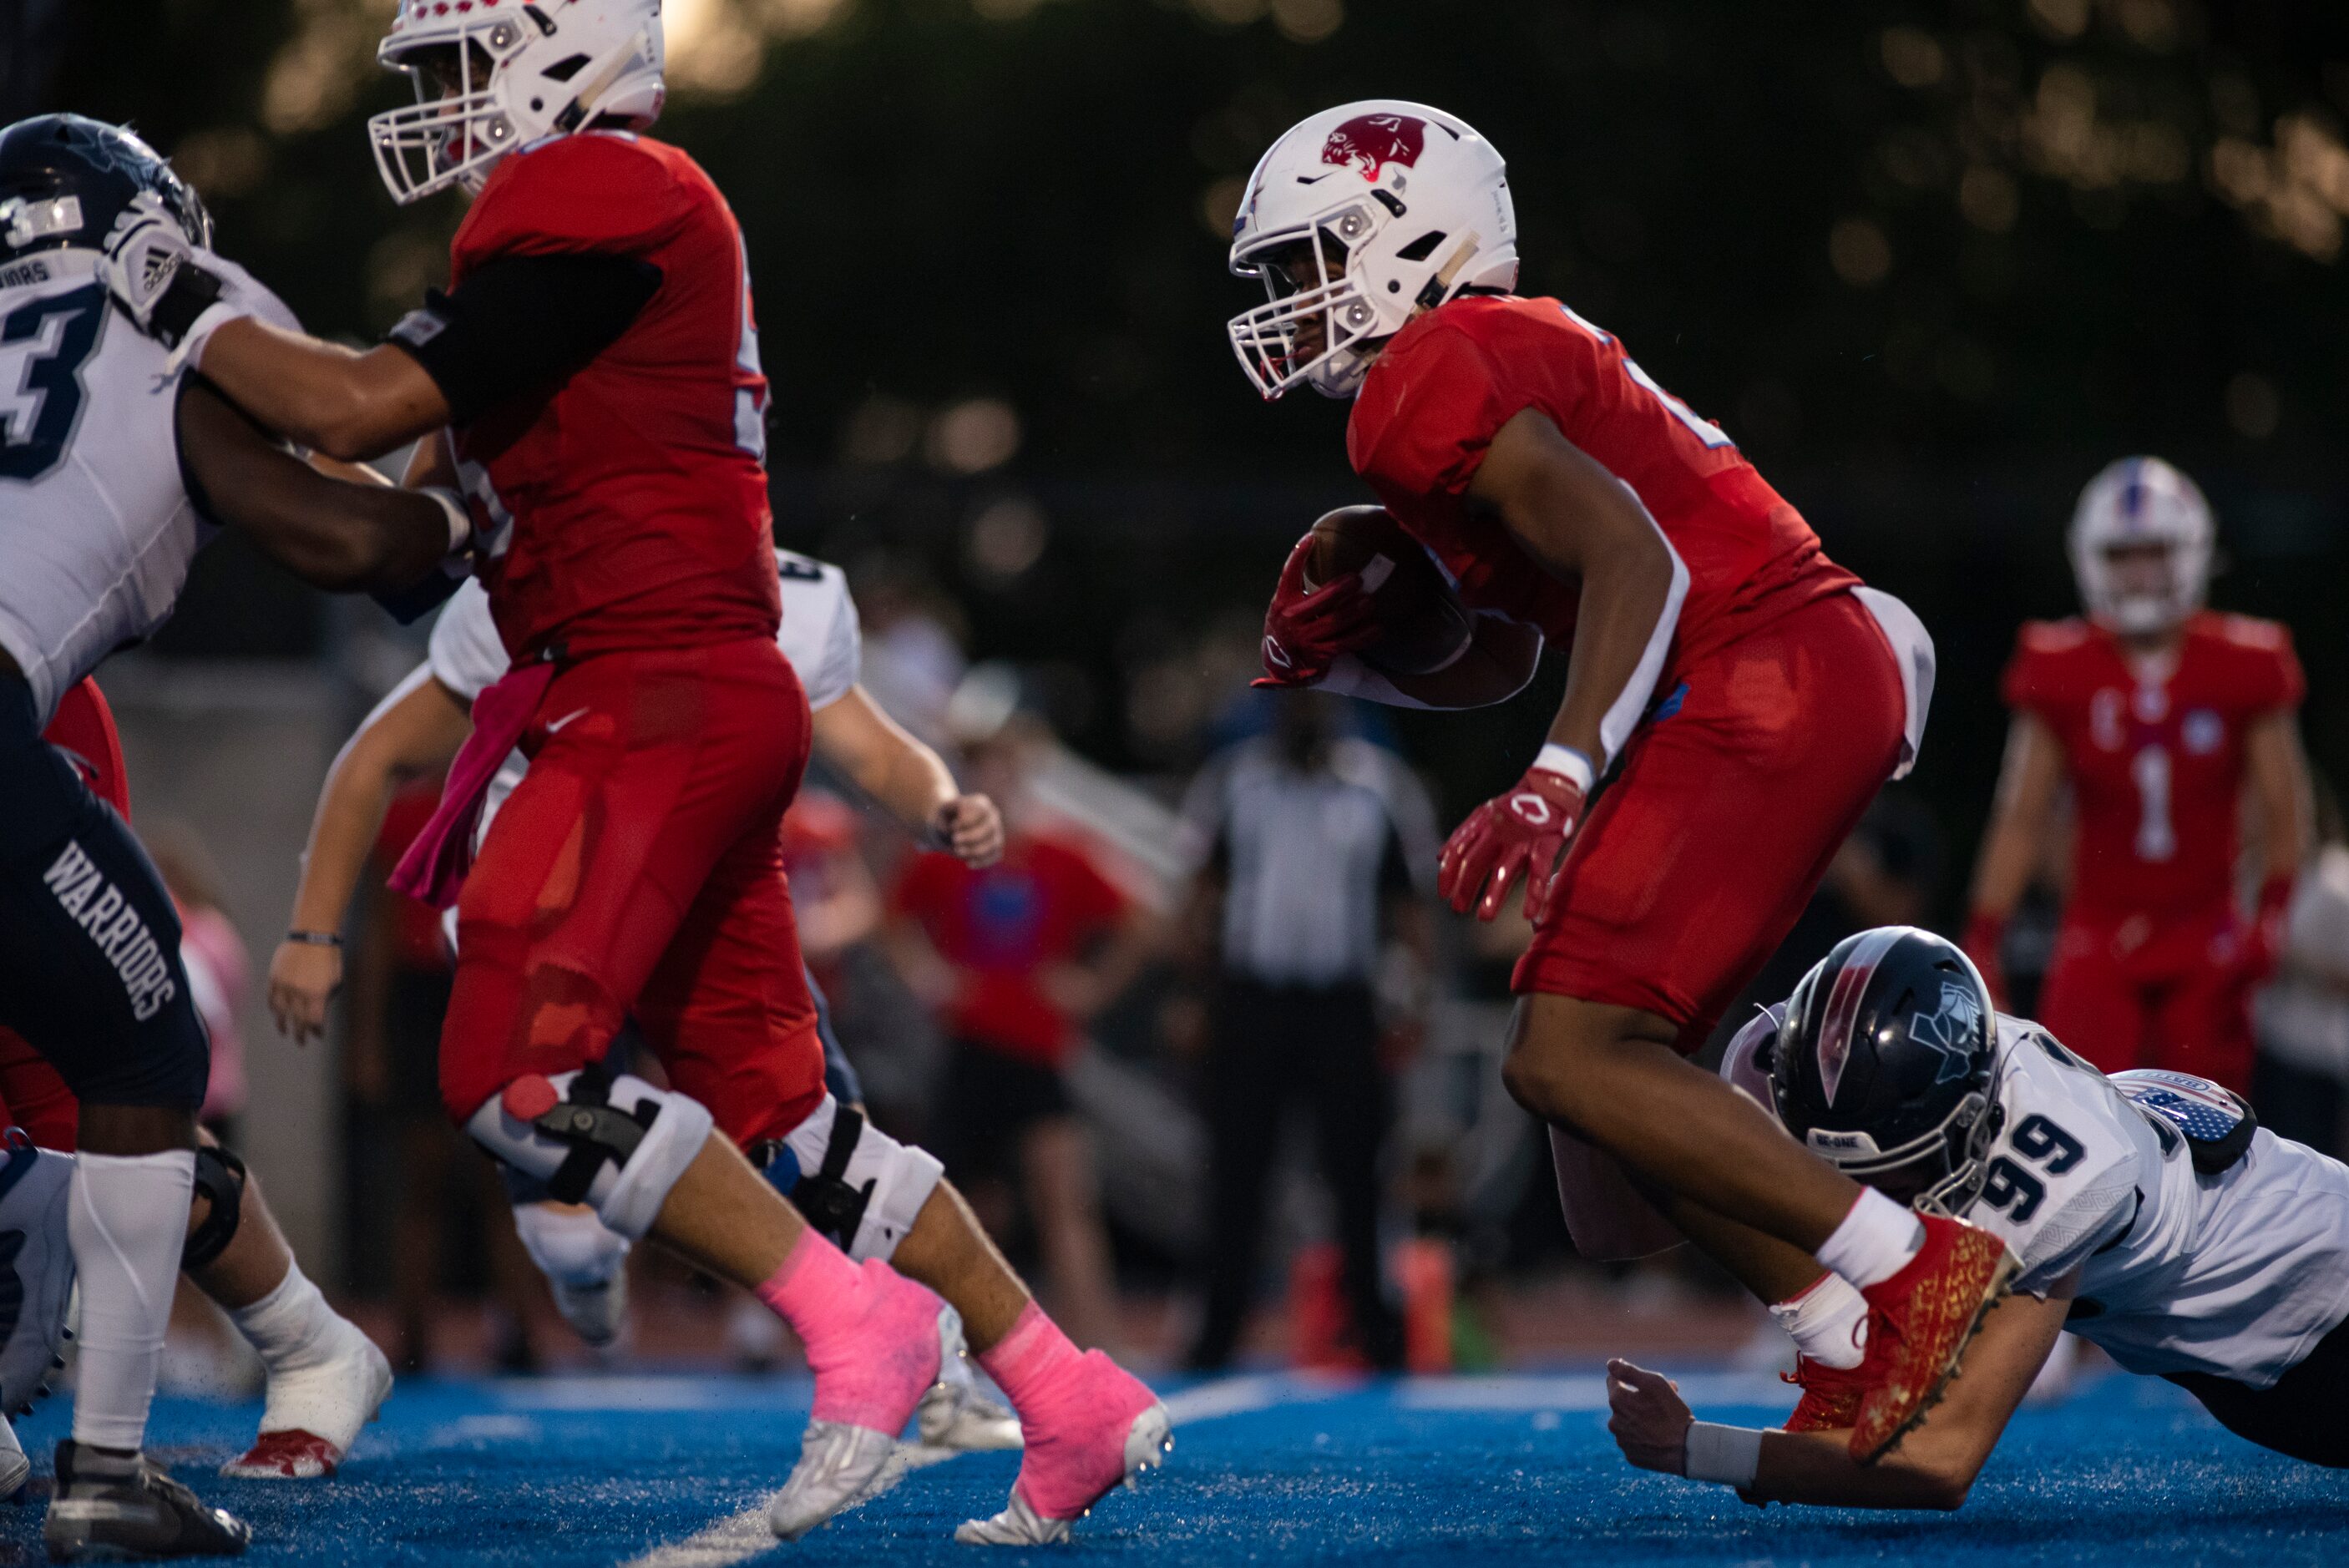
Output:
[449,132,779,664]
[888,834,1127,1068]
[2003,611,2303,923]
[1348,296,1856,676]
[44,678,129,818]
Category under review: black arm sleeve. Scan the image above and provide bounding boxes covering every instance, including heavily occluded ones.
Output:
[382,251,661,427]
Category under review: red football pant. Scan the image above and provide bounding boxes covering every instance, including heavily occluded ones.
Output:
[2038,906,2255,1091]
[438,638,826,1149]
[1515,591,1907,1050]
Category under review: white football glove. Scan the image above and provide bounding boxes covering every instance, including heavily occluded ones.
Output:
[98,195,261,372]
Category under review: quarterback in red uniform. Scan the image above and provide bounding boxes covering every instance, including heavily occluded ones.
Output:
[1233,99,2005,1460]
[103,0,1164,1543]
[1965,458,2307,1092]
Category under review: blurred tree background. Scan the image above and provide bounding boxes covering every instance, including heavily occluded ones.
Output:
[13,0,2349,914]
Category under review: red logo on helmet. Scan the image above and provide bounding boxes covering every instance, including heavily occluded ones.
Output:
[1320,114,1427,182]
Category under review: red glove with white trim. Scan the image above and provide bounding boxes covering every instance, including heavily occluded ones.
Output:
[1252,533,1380,690]
[1440,748,1590,923]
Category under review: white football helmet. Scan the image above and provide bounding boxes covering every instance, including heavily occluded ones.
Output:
[2068,457,2214,636]
[368,0,667,205]
[1228,100,1518,400]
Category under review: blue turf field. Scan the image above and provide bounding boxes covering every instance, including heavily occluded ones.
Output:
[3,1367,2342,1565]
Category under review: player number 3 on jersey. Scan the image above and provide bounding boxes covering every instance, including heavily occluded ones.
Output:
[0,285,104,483]
[1979,1113,2088,1224]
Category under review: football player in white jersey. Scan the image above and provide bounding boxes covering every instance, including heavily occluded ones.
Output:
[266,552,1019,1450]
[1607,926,2349,1506]
[0,114,470,1560]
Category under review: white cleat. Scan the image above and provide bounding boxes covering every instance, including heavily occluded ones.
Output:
[0,1416,27,1500]
[220,1320,393,1479]
[767,1420,899,1541]
[954,1403,1172,1546]
[919,1305,1021,1453]
[552,1271,629,1348]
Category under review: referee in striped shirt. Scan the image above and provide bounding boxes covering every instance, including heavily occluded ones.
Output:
[1180,694,1439,1370]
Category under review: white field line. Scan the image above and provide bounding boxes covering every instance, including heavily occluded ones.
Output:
[616,1373,1293,1568]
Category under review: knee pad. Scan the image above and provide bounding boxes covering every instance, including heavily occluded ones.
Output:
[464,1060,713,1242]
[181,1144,246,1272]
[754,1095,941,1263]
[510,1200,631,1289]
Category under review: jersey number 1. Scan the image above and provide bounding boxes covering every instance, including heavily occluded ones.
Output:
[2131,745,2176,862]
[0,286,105,483]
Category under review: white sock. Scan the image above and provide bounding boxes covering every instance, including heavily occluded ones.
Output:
[68,1149,196,1450]
[227,1262,339,1374]
[1770,1271,1869,1368]
[1814,1187,1926,1290]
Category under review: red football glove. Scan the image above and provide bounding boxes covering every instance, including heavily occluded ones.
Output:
[1252,533,1380,690]
[1961,909,2009,1010]
[2240,873,2296,984]
[1440,762,1587,923]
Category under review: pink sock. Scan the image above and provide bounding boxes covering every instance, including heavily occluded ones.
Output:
[977,1302,1157,1520]
[756,1230,939,1430]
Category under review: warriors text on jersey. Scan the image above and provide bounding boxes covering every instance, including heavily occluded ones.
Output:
[2003,611,2302,922]
[1346,294,1858,679]
[448,131,778,665]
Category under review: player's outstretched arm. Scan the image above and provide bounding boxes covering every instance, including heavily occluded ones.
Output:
[269,665,473,1043]
[177,379,462,592]
[1962,712,2065,1002]
[811,685,1005,866]
[1607,1280,2071,1510]
[194,319,450,464]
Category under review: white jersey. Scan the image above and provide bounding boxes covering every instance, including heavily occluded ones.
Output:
[1725,1009,2349,1387]
[0,253,206,726]
[0,252,299,726]
[422,548,861,862]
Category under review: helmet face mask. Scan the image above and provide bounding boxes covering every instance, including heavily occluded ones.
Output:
[368,0,666,206]
[2068,456,2214,637]
[1227,100,1519,402]
[1769,926,2004,1222]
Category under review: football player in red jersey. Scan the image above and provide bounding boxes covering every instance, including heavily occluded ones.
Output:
[1964,458,2308,1094]
[1234,100,2007,1461]
[100,0,1165,1543]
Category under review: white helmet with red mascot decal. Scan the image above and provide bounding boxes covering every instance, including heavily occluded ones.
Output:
[368,0,666,205]
[1228,100,1518,401]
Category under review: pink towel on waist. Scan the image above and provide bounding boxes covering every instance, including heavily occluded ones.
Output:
[388,660,557,909]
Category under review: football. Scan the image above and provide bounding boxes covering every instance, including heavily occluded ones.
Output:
[1303,505,1476,676]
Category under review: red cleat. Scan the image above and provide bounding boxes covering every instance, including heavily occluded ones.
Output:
[1849,1214,2017,1462]
[221,1429,344,1479]
[1779,1355,1869,1434]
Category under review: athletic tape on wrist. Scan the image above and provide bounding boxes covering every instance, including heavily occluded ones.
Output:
[419,486,472,554]
[1532,742,1595,794]
[1684,1422,1764,1487]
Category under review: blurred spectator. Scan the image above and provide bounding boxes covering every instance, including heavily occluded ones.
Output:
[1177,693,1439,1371]
[781,787,883,989]
[884,706,1151,1351]
[345,778,541,1372]
[145,825,250,1139]
[2255,782,2349,1160]
[849,556,969,750]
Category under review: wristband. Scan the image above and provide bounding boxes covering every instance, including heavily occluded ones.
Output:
[1684,1422,1764,1487]
[285,930,343,949]
[1532,742,1595,794]
[418,485,473,554]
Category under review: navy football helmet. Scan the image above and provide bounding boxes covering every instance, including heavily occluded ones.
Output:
[0,114,209,266]
[1768,926,2005,1216]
